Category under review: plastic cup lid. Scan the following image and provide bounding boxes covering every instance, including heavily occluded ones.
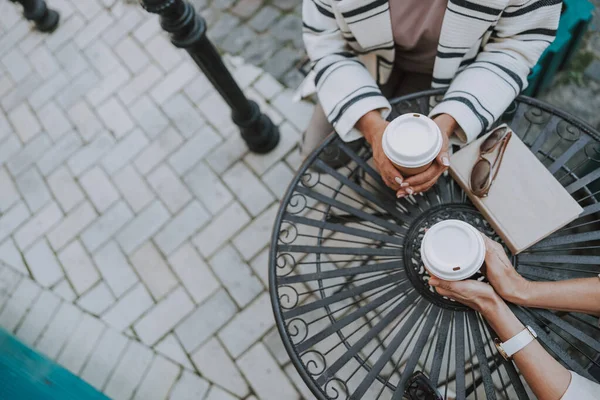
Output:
[382,113,442,168]
[420,220,485,281]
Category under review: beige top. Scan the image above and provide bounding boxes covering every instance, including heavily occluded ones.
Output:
[389,0,448,74]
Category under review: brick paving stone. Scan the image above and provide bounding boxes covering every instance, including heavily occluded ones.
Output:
[145,34,183,72]
[262,47,300,80]
[76,282,115,315]
[67,132,115,177]
[133,286,194,345]
[191,337,250,398]
[253,73,284,100]
[284,363,315,400]
[15,290,61,346]
[167,243,220,304]
[130,95,170,138]
[35,301,83,358]
[147,164,192,214]
[80,328,128,390]
[0,238,27,274]
[0,277,40,332]
[282,68,306,89]
[47,201,97,251]
[86,66,131,107]
[232,203,279,260]
[58,240,101,295]
[169,371,210,400]
[1,73,43,112]
[231,0,264,18]
[182,74,213,105]
[36,101,72,141]
[52,279,77,302]
[132,14,161,44]
[0,167,20,213]
[193,201,251,258]
[237,343,299,400]
[14,201,62,250]
[271,14,302,44]
[218,292,273,357]
[205,134,249,175]
[83,40,120,77]
[79,167,120,213]
[75,11,114,48]
[175,288,237,352]
[113,165,155,213]
[102,283,153,331]
[1,48,31,83]
[261,161,295,199]
[81,201,134,252]
[262,327,289,365]
[197,91,238,137]
[66,100,104,142]
[154,201,210,255]
[223,162,274,216]
[103,7,144,46]
[169,127,221,175]
[96,97,135,138]
[129,241,178,300]
[150,62,198,105]
[244,122,300,175]
[132,355,180,400]
[104,340,154,400]
[8,102,41,143]
[37,131,83,176]
[92,241,139,298]
[161,93,207,139]
[184,162,234,215]
[57,313,106,374]
[248,6,281,33]
[28,72,68,110]
[155,333,194,370]
[272,90,313,132]
[116,201,171,255]
[7,134,51,177]
[23,239,64,287]
[0,202,30,244]
[204,386,240,400]
[272,0,298,11]
[209,245,263,308]
[56,70,100,110]
[46,167,85,213]
[71,0,102,20]
[115,36,151,74]
[28,44,60,79]
[208,13,241,43]
[134,128,183,175]
[119,64,163,106]
[55,42,90,78]
[221,25,258,55]
[0,136,23,167]
[102,129,149,175]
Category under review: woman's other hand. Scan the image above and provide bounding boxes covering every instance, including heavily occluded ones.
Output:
[396,114,455,197]
[480,234,529,303]
[428,276,500,313]
[357,110,404,191]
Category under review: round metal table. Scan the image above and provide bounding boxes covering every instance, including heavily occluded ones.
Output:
[269,89,600,400]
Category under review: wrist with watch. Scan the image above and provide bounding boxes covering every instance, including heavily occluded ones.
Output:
[494,325,538,361]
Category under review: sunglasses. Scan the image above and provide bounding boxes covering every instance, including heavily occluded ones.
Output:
[405,371,443,400]
[470,125,512,197]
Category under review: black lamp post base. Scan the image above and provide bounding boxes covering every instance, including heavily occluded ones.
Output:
[33,8,59,32]
[11,0,60,33]
[235,101,280,154]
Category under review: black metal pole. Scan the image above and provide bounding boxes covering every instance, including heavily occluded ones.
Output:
[140,0,280,154]
[10,0,59,33]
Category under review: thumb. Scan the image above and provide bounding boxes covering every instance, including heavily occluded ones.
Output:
[428,277,454,292]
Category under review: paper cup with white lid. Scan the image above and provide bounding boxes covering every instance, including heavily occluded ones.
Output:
[420,220,485,281]
[382,113,443,176]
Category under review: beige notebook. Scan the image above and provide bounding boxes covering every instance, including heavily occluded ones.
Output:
[449,125,583,254]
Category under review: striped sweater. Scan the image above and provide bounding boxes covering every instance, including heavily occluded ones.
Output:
[300,0,561,143]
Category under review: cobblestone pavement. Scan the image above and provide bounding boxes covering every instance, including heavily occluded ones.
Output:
[0,0,315,399]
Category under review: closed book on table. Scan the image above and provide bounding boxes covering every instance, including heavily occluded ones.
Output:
[449,125,583,254]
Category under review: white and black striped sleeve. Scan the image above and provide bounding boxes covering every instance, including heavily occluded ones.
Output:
[302,0,391,142]
[431,0,561,143]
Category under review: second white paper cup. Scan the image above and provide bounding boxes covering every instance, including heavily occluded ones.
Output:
[421,220,485,281]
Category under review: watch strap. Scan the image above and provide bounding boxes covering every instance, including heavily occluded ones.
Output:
[496,326,537,359]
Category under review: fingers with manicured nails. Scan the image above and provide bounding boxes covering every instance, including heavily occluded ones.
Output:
[436,131,451,167]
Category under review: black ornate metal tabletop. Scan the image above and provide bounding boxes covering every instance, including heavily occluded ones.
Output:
[269,89,600,399]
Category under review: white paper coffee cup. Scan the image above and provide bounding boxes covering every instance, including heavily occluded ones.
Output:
[420,220,485,281]
[382,113,443,176]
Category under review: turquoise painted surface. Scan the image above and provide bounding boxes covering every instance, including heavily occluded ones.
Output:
[0,329,109,400]
[526,0,595,96]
